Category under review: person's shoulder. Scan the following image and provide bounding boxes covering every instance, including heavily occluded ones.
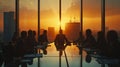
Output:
[17,37,22,41]
[60,34,65,37]
[40,34,45,37]
[56,34,60,36]
[39,34,42,37]
[90,35,95,39]
[63,34,66,36]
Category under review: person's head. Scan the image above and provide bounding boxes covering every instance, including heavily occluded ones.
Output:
[97,31,104,37]
[97,31,105,41]
[33,31,36,36]
[86,29,92,37]
[28,30,33,36]
[59,29,63,34]
[107,30,118,42]
[43,30,47,35]
[21,31,27,38]
[12,32,18,41]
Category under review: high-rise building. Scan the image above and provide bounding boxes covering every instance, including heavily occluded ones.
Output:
[48,27,55,42]
[4,12,15,42]
[65,22,80,41]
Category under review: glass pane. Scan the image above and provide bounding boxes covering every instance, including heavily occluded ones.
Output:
[0,0,120,67]
[106,0,120,34]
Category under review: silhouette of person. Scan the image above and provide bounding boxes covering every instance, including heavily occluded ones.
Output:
[12,32,18,45]
[2,42,15,67]
[83,29,96,63]
[83,29,96,48]
[26,30,35,54]
[106,30,120,58]
[21,30,37,65]
[106,30,120,67]
[73,31,85,55]
[32,31,37,44]
[16,31,27,57]
[54,29,69,56]
[38,30,49,55]
[96,31,107,55]
[15,31,27,67]
[0,42,4,67]
[74,31,85,45]
[32,31,38,54]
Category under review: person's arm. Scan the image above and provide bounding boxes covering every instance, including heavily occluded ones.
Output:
[63,35,67,42]
[54,35,58,45]
[54,35,59,50]
[38,35,41,42]
[64,35,71,46]
[45,35,49,43]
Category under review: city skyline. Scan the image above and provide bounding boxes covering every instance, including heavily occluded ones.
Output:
[0,1,120,67]
[0,0,120,32]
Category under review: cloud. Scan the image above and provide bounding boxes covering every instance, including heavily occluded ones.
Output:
[19,7,56,21]
[0,0,37,12]
[0,0,120,31]
[18,7,57,30]
[0,0,15,12]
[0,4,57,31]
[20,0,37,10]
[40,9,56,20]
[64,0,120,30]
[65,0,120,18]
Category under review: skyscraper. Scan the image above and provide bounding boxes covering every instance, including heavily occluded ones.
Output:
[65,22,80,42]
[48,27,55,42]
[4,12,15,42]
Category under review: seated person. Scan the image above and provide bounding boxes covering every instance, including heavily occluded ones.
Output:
[106,30,120,59]
[82,29,96,49]
[106,30,120,67]
[54,29,70,56]
[96,31,107,55]
[0,42,4,67]
[26,30,36,54]
[38,30,49,55]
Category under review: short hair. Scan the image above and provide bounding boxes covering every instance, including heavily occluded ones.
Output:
[86,29,92,34]
[43,30,47,34]
[107,30,118,41]
[28,30,33,36]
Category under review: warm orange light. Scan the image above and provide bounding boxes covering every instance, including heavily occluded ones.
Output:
[18,7,120,33]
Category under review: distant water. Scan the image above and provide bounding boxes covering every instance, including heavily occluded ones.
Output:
[1,43,108,67]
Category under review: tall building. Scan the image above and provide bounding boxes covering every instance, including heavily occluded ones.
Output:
[4,12,15,42]
[65,22,80,41]
[48,27,55,42]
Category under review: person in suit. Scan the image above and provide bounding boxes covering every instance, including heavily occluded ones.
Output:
[54,29,70,56]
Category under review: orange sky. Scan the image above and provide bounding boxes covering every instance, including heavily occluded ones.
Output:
[0,0,120,32]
